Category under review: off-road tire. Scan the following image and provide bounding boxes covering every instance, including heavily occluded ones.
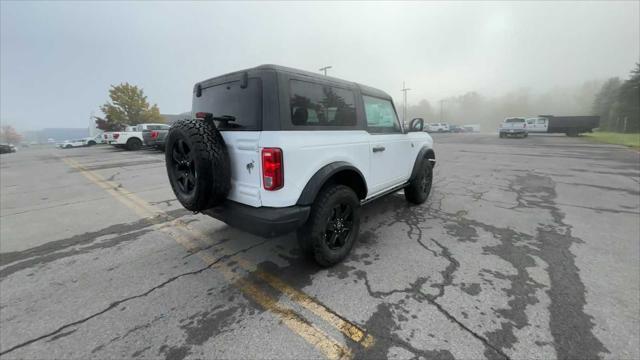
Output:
[126,138,142,151]
[297,185,360,267]
[404,158,433,204]
[165,119,230,211]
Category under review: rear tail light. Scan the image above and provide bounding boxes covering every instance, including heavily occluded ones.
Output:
[113,133,120,139]
[195,112,212,120]
[523,123,527,128]
[150,130,159,140]
[262,148,283,191]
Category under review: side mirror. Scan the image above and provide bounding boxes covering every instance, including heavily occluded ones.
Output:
[409,118,424,132]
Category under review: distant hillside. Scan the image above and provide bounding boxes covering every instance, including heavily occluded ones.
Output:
[23,128,89,143]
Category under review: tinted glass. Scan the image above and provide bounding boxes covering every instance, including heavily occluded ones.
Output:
[363,95,401,133]
[289,80,356,127]
[145,125,169,130]
[505,118,525,123]
[193,78,262,130]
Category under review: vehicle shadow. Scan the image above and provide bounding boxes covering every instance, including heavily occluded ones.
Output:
[194,191,415,289]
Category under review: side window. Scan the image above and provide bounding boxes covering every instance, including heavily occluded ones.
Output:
[536,118,546,125]
[289,80,357,127]
[363,95,401,133]
[526,119,535,125]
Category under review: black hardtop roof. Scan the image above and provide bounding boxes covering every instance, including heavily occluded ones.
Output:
[195,64,392,100]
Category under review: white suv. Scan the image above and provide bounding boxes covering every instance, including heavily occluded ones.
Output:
[165,65,436,266]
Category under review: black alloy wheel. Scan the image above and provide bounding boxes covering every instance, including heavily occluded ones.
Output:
[171,139,196,196]
[324,203,355,250]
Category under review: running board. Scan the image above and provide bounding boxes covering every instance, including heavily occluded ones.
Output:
[361,182,409,206]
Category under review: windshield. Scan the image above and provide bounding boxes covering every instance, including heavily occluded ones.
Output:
[505,118,525,123]
[192,78,262,130]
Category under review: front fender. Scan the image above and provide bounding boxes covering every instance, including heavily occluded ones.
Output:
[409,147,436,181]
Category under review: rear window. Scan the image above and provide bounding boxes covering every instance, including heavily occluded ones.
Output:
[145,125,169,131]
[193,78,262,130]
[505,118,525,123]
[289,80,357,127]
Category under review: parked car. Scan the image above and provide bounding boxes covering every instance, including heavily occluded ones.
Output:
[426,123,450,132]
[499,117,528,138]
[164,64,436,266]
[57,139,88,148]
[84,134,104,146]
[449,125,465,133]
[525,115,599,137]
[462,124,481,132]
[107,124,166,150]
[142,124,171,150]
[0,144,17,154]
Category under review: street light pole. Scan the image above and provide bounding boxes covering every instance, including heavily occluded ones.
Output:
[401,81,411,125]
[319,66,332,76]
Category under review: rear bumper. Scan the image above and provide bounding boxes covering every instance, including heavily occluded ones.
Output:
[202,201,311,238]
[144,139,164,147]
[499,129,527,134]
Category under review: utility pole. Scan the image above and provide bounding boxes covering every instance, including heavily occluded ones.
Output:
[319,66,332,76]
[401,81,411,125]
[89,111,95,136]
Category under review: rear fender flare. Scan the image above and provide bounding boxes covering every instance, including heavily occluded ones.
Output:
[296,162,367,206]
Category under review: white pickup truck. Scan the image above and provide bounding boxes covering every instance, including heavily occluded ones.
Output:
[104,123,167,150]
[498,117,528,138]
[426,123,450,132]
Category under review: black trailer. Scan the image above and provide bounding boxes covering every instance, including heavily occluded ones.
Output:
[538,115,600,136]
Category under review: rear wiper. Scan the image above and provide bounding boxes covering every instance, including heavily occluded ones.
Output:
[213,115,236,122]
[195,113,241,128]
[214,115,243,128]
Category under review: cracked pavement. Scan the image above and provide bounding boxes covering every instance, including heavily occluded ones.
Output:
[1,133,639,359]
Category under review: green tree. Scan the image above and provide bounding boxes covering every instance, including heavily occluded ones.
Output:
[615,63,640,132]
[592,77,621,130]
[96,83,163,130]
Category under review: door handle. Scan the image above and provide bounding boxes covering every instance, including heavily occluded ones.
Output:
[372,146,386,153]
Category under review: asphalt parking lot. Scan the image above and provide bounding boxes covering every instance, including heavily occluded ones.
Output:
[1,133,639,360]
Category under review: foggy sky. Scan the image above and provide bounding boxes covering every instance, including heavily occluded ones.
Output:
[1,1,638,131]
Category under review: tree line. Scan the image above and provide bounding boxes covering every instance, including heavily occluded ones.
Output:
[591,63,639,133]
[404,63,639,133]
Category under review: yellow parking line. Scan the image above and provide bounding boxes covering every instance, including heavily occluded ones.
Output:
[62,157,354,359]
[64,156,374,349]
[250,267,375,348]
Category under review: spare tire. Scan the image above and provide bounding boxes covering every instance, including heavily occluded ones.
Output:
[165,119,231,211]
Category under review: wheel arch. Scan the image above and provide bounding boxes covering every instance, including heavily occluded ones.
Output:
[409,147,436,181]
[296,162,368,206]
